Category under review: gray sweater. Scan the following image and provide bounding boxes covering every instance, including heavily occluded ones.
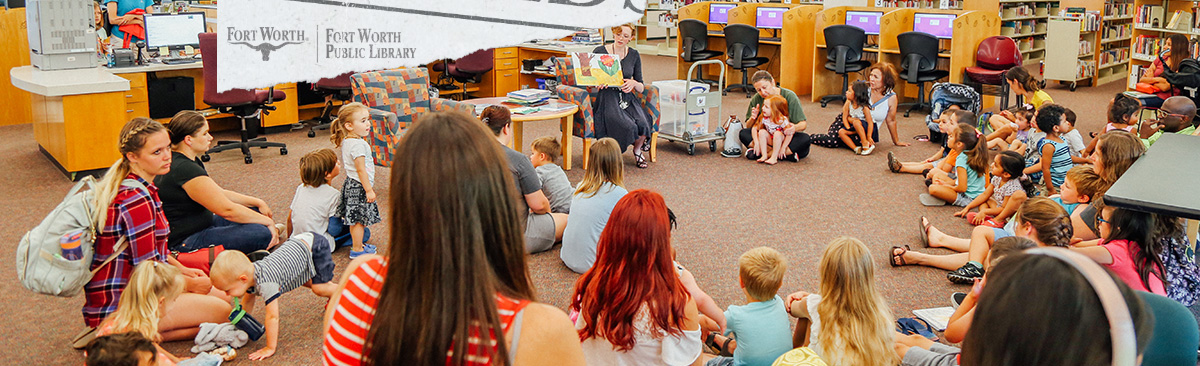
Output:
[535,163,573,214]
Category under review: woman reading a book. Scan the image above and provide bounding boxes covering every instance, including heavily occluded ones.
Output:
[1138,34,1188,108]
[591,24,653,169]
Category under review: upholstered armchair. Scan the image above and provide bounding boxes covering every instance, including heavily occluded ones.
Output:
[349,68,473,167]
[552,57,661,167]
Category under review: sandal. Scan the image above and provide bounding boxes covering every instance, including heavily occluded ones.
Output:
[887,151,901,173]
[704,331,734,356]
[913,134,930,142]
[919,217,931,247]
[71,326,98,349]
[634,153,648,169]
[897,317,940,341]
[890,245,911,267]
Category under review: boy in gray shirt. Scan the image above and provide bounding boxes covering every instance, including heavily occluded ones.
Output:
[530,137,572,214]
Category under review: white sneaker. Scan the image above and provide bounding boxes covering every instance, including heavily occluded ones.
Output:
[854,146,863,155]
[862,145,876,155]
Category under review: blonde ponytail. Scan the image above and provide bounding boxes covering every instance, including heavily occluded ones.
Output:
[92,118,166,228]
[106,261,183,341]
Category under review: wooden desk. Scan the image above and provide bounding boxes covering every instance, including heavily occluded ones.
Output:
[461,97,583,170]
[779,5,822,95]
[474,43,599,98]
[676,2,797,90]
[11,63,313,178]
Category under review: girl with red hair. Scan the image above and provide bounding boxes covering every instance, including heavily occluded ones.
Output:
[571,189,704,365]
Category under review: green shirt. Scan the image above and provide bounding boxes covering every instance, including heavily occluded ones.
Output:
[746,87,807,125]
[1143,124,1197,147]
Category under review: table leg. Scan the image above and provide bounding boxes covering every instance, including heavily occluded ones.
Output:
[562,115,574,170]
[582,138,592,170]
[510,121,524,150]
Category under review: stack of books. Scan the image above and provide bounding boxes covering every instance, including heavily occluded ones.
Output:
[506,89,552,107]
[572,29,603,44]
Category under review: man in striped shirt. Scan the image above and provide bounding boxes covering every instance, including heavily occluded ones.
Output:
[210,232,336,360]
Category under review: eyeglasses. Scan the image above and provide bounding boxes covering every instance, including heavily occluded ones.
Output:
[1095,215,1110,225]
[1155,109,1189,121]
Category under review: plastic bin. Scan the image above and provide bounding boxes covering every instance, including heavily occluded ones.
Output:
[653,80,710,137]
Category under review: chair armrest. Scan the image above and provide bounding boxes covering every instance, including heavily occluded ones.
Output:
[554,84,596,139]
[365,108,400,167]
[636,85,660,132]
[432,98,474,114]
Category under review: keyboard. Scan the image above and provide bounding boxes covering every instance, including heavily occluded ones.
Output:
[161,58,199,65]
[761,37,781,43]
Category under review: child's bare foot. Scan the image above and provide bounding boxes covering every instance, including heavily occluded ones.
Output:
[757,154,769,163]
[765,156,778,165]
[926,224,950,248]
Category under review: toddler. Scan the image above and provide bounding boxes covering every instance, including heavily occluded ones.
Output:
[330,102,380,258]
[921,123,988,207]
[1061,108,1090,163]
[530,136,572,214]
[955,151,1033,228]
[1084,93,1139,156]
[839,81,877,156]
[210,233,337,360]
[288,148,371,251]
[889,107,972,176]
[750,95,796,164]
[984,105,1033,150]
[702,247,792,366]
[1050,165,1103,215]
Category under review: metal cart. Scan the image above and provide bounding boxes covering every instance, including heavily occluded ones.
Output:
[658,60,726,155]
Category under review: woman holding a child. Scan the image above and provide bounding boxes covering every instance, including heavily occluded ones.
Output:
[812,63,906,150]
[734,70,812,161]
[154,111,281,254]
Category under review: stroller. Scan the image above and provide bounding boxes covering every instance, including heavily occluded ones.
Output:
[923,83,981,143]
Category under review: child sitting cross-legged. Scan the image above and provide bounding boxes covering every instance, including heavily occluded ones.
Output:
[699,247,793,366]
[530,136,572,214]
[953,151,1033,228]
[920,123,988,207]
[893,236,1038,366]
[209,233,338,360]
[888,107,974,177]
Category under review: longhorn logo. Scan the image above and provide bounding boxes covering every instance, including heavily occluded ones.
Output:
[230,41,303,61]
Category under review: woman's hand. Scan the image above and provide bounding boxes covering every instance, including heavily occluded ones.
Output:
[620,79,639,93]
[117,14,142,26]
[366,190,377,203]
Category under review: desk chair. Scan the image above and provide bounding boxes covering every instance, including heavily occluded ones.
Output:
[300,72,353,138]
[430,49,494,100]
[679,19,723,85]
[964,36,1021,110]
[897,31,949,117]
[197,33,287,164]
[1137,292,1199,366]
[723,24,769,98]
[820,25,871,107]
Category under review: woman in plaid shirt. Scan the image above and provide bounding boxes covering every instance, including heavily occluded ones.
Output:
[75,118,230,349]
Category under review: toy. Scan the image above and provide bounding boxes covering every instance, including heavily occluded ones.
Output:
[191,322,249,354]
[208,345,237,361]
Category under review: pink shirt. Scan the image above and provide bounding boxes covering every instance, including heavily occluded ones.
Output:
[1102,239,1167,295]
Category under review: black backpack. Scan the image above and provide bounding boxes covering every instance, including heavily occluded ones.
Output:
[1159,55,1200,107]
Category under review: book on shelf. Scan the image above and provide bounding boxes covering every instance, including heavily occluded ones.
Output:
[1129,64,1144,89]
[1104,3,1133,18]
[1166,10,1192,30]
[1135,5,1165,28]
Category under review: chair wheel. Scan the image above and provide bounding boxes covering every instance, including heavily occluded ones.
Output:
[905,111,911,117]
[244,156,253,164]
[710,141,717,152]
[821,101,828,107]
[307,130,316,138]
[687,144,696,155]
[280,147,288,155]
[200,154,211,162]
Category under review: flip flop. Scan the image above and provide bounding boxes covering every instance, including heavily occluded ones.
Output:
[897,317,940,341]
[919,193,947,206]
[888,151,901,173]
[913,134,930,142]
[890,245,911,267]
[919,217,930,247]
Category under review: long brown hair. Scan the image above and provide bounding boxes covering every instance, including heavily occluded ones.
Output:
[575,138,624,198]
[953,123,988,176]
[1094,130,1146,185]
[1166,34,1190,72]
[571,189,689,351]
[364,111,534,365]
[1005,66,1040,93]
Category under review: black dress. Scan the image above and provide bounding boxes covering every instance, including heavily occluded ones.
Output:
[591,45,652,153]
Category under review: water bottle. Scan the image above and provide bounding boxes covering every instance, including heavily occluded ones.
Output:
[60,229,85,261]
[228,298,266,341]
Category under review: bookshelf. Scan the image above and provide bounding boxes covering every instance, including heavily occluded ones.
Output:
[633,0,680,57]
[873,0,997,11]
[1001,0,1062,64]
[1125,0,1200,90]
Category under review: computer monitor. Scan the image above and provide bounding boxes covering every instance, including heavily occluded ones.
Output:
[755,7,786,30]
[912,13,957,39]
[845,11,882,36]
[709,4,736,25]
[144,12,206,50]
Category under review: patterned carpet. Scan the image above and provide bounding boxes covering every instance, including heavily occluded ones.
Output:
[0,56,1125,365]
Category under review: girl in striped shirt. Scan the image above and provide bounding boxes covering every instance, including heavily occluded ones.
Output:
[1025,104,1073,196]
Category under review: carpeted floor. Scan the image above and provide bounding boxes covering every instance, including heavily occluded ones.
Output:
[1,56,1125,365]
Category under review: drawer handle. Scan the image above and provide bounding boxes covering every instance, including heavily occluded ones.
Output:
[504,74,514,77]
[126,94,134,98]
[126,109,134,113]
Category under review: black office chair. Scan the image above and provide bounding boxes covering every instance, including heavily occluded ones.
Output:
[820,25,872,107]
[679,19,724,85]
[198,33,287,164]
[300,72,353,138]
[723,24,770,98]
[898,31,950,117]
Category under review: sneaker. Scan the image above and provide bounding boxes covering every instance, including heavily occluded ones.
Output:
[247,250,271,262]
[782,153,800,162]
[947,263,985,284]
[951,292,967,308]
[745,149,762,161]
[862,145,876,155]
[919,193,947,206]
[349,245,377,259]
[854,146,863,155]
[721,148,742,158]
[274,223,287,236]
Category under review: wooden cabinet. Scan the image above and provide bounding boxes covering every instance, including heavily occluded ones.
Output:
[115,73,151,120]
[491,47,521,96]
[262,83,299,127]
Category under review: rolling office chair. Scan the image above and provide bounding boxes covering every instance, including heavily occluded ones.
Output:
[1136,292,1199,365]
[679,19,724,85]
[430,49,494,100]
[964,36,1022,110]
[820,25,871,107]
[197,33,287,164]
[723,24,770,98]
[300,72,354,138]
[897,31,949,117]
